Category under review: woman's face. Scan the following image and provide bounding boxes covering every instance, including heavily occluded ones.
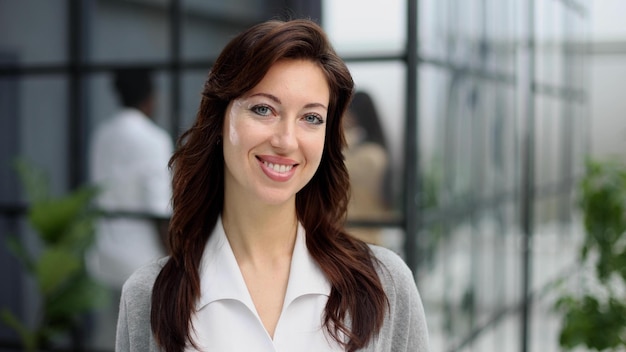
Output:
[222,59,330,206]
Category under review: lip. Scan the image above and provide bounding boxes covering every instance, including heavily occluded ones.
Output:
[256,155,298,182]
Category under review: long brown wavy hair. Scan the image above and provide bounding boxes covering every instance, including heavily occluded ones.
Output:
[151,19,388,351]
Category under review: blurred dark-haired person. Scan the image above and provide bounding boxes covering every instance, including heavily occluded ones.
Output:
[116,19,429,352]
[87,67,173,291]
[344,90,396,245]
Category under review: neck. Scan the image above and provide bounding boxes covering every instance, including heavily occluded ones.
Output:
[128,100,152,119]
[138,106,152,118]
[222,200,298,267]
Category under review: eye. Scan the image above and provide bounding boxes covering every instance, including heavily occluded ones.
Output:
[303,113,324,125]
[251,104,272,116]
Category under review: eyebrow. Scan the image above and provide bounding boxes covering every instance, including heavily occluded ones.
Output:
[249,92,328,111]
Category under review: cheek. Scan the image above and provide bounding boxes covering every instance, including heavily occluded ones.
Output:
[226,102,244,147]
[306,134,326,168]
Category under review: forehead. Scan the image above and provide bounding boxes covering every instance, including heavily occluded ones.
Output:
[244,59,330,104]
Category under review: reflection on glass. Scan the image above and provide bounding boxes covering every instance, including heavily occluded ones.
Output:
[416,0,587,350]
[0,0,68,64]
[323,0,405,56]
[181,0,268,61]
[534,96,564,186]
[180,70,210,133]
[419,0,517,74]
[20,76,69,194]
[346,62,406,219]
[91,1,170,62]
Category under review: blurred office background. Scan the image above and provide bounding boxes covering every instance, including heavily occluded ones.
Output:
[1,0,625,351]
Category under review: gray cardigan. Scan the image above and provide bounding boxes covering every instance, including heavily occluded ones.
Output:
[115,245,430,351]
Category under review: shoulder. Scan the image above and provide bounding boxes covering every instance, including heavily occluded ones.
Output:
[345,142,388,171]
[129,114,172,149]
[368,245,414,291]
[117,258,168,351]
[141,118,172,145]
[366,245,431,351]
[111,110,172,146]
[121,257,167,307]
[368,245,420,316]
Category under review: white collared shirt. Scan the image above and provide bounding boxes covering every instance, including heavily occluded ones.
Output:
[87,108,173,290]
[188,218,344,351]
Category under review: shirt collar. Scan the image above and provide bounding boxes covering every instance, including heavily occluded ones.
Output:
[195,217,331,312]
[118,107,147,119]
[195,216,253,312]
[284,221,331,306]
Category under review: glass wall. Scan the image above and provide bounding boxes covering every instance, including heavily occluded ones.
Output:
[0,0,590,350]
[326,0,589,351]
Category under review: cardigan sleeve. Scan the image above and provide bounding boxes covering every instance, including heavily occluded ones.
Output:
[115,260,164,352]
[367,245,430,351]
[115,289,131,351]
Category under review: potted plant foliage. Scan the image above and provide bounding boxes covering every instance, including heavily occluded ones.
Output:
[1,160,108,351]
[555,159,626,350]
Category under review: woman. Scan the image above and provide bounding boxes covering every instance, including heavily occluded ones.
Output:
[116,19,429,352]
[343,91,396,245]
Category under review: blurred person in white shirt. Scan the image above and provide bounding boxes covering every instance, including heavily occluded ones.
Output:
[87,67,173,291]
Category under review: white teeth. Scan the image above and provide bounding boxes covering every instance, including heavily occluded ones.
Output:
[263,161,293,173]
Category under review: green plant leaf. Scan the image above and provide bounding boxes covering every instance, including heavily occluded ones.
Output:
[28,186,99,245]
[57,210,98,252]
[5,235,35,274]
[555,158,626,350]
[45,276,109,322]
[1,308,38,352]
[35,248,81,296]
[11,159,105,348]
[13,158,49,203]
[617,250,626,283]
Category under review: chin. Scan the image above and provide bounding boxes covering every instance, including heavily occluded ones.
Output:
[255,188,298,206]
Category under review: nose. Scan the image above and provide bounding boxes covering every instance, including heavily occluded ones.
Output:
[270,119,297,151]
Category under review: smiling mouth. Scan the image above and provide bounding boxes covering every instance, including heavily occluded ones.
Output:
[262,160,294,173]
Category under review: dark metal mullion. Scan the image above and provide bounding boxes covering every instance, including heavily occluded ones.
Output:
[68,0,90,189]
[107,0,260,28]
[346,219,403,228]
[532,177,578,198]
[557,0,588,18]
[582,13,593,162]
[169,0,182,138]
[467,0,490,336]
[288,0,322,20]
[532,82,586,102]
[67,0,91,346]
[561,11,574,223]
[419,56,517,85]
[520,0,537,351]
[421,190,518,226]
[0,61,215,77]
[403,0,419,272]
